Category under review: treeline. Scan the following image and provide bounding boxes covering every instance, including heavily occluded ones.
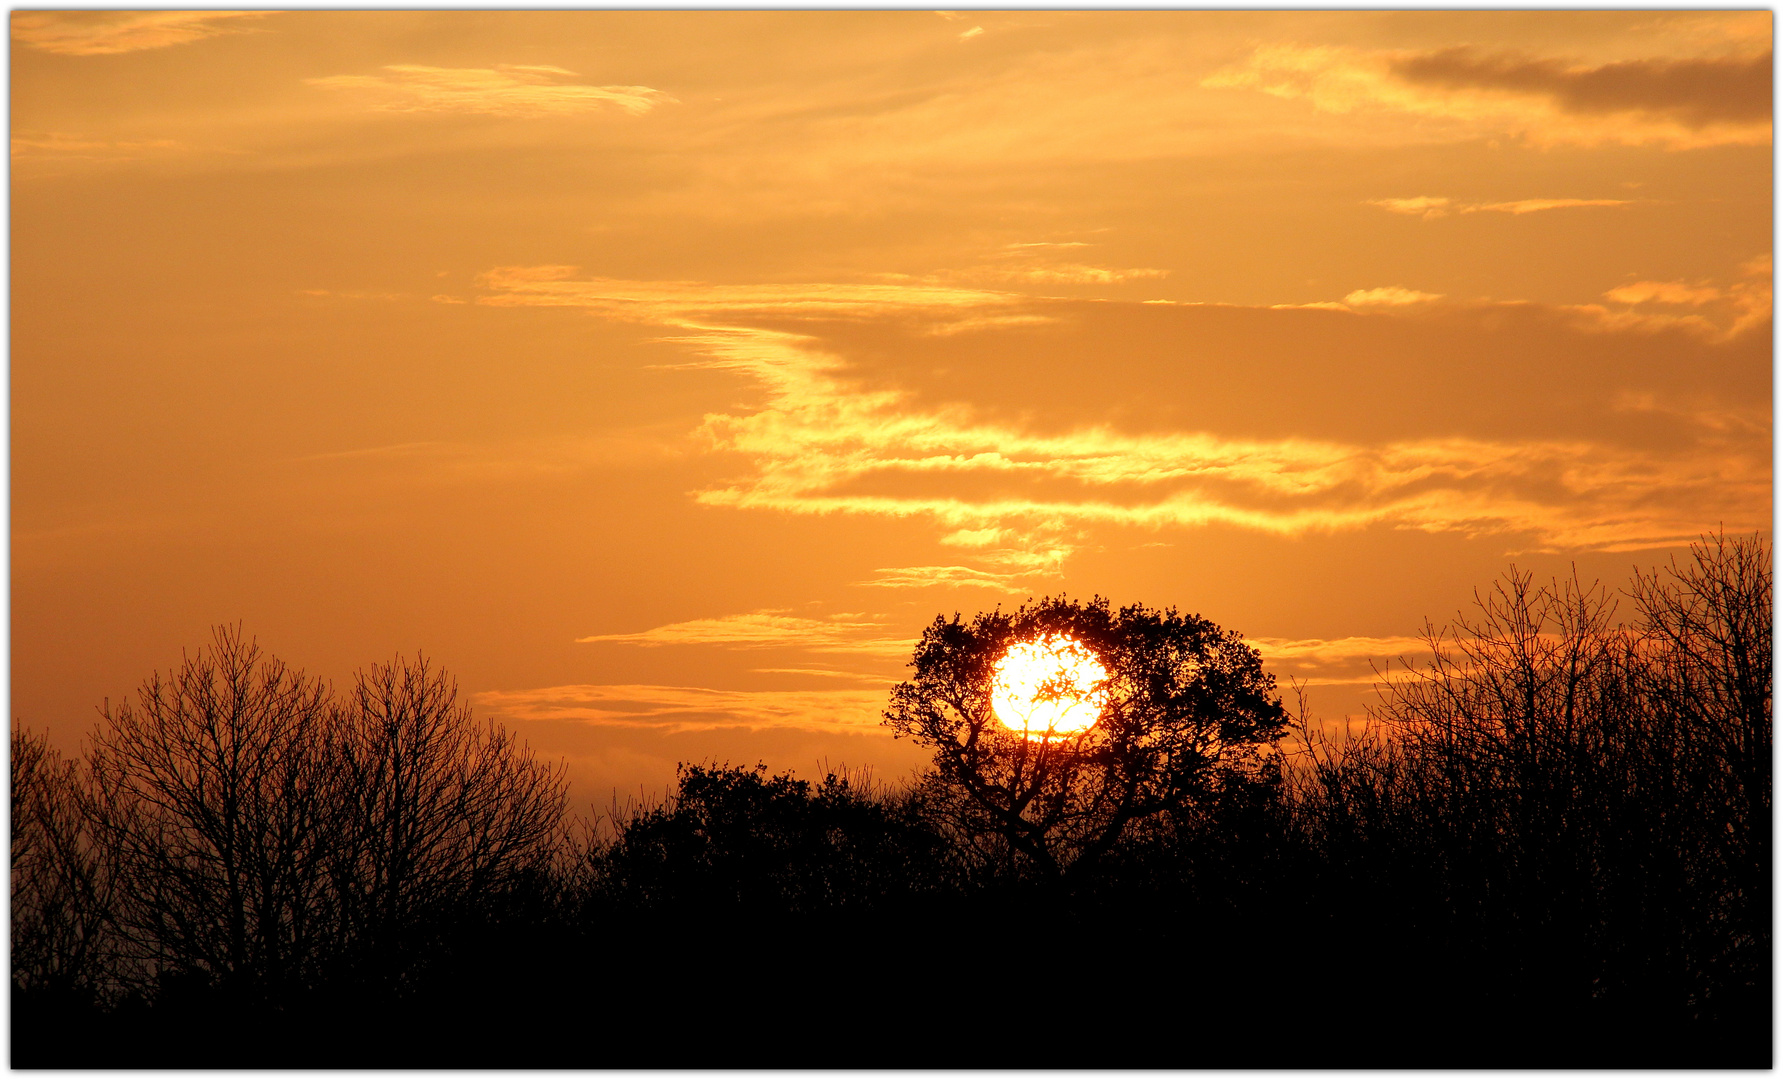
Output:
[12,535,1769,1067]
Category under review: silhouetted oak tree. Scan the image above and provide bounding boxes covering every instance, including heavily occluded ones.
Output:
[883,596,1288,879]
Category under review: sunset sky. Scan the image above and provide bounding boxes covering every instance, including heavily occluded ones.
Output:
[12,9,1772,808]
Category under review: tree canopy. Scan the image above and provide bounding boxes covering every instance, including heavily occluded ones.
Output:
[883,595,1288,878]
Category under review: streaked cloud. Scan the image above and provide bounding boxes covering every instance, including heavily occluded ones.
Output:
[1252,635,1434,664]
[308,65,675,118]
[478,265,1018,321]
[1369,195,1632,219]
[576,610,910,655]
[853,565,1032,591]
[1343,286,1444,307]
[1391,47,1772,128]
[472,683,889,734]
[10,131,180,161]
[473,267,1769,566]
[1205,42,1772,148]
[11,11,268,56]
[1604,280,1722,306]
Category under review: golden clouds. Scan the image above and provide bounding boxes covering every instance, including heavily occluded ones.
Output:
[472,683,887,734]
[854,566,1031,592]
[576,611,909,655]
[468,260,1769,572]
[1206,42,1772,148]
[307,65,675,118]
[477,266,1016,321]
[1369,195,1632,219]
[11,11,268,56]
[1342,286,1444,307]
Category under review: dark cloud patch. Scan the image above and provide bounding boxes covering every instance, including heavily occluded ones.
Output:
[790,299,1769,449]
[1391,48,1772,128]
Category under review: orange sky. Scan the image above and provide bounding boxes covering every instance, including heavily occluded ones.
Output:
[11,10,1772,810]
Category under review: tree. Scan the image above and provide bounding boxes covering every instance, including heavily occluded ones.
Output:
[328,653,568,984]
[85,626,342,1002]
[590,762,950,913]
[883,595,1288,879]
[12,727,113,998]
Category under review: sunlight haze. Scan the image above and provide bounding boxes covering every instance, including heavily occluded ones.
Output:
[11,10,1772,811]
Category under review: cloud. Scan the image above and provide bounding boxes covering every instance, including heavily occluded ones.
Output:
[1391,47,1772,128]
[1369,195,1631,219]
[1469,198,1632,215]
[307,65,675,118]
[471,683,889,735]
[478,266,1018,321]
[471,267,1769,566]
[1343,286,1443,306]
[1604,280,1722,306]
[853,565,1033,591]
[1205,42,1772,148]
[10,131,180,161]
[968,264,1169,285]
[575,610,910,655]
[1368,196,1454,219]
[11,11,268,55]
[1251,635,1434,664]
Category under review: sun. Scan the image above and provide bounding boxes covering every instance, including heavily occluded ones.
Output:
[990,634,1110,741]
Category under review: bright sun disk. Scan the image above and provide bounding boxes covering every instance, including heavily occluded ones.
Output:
[990,633,1109,740]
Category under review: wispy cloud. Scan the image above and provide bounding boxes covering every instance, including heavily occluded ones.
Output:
[1369,195,1632,219]
[1205,43,1772,148]
[853,565,1033,591]
[11,11,268,56]
[1252,635,1434,664]
[472,683,890,734]
[1343,286,1444,307]
[1603,280,1722,306]
[575,611,909,655]
[308,65,675,118]
[478,266,1017,321]
[472,268,1769,567]
[10,131,181,161]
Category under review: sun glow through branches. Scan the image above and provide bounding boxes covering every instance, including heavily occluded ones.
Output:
[990,634,1109,740]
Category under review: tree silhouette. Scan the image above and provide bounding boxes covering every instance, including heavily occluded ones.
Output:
[77,628,568,1004]
[11,728,113,1000]
[328,654,568,984]
[883,595,1288,879]
[85,626,342,1002]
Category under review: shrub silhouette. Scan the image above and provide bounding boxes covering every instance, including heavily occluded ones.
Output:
[591,762,950,913]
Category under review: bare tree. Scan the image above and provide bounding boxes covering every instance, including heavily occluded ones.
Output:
[12,728,113,998]
[884,596,1287,880]
[330,654,568,980]
[84,626,343,1001]
[1318,533,1772,1020]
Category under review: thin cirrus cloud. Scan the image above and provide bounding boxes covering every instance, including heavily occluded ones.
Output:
[475,268,1770,571]
[1204,42,1772,147]
[307,65,675,118]
[1369,195,1632,220]
[575,611,911,656]
[853,565,1032,591]
[10,11,269,55]
[475,265,1017,321]
[470,683,889,735]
